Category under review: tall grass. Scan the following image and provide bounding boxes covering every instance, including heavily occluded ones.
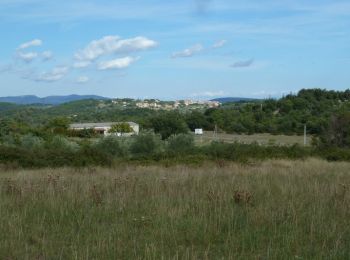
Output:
[1,159,349,259]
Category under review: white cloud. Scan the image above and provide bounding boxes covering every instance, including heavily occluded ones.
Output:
[17,39,42,50]
[15,39,51,63]
[41,51,53,61]
[36,66,69,82]
[171,44,203,58]
[230,58,254,68]
[16,52,38,62]
[98,56,139,70]
[73,61,91,68]
[75,35,157,61]
[212,40,227,49]
[76,76,89,83]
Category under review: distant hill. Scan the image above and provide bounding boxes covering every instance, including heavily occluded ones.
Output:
[0,95,109,105]
[211,97,260,103]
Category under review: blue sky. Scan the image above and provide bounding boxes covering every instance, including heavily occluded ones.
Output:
[0,0,349,99]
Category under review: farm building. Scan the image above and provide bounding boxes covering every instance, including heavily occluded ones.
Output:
[69,122,139,136]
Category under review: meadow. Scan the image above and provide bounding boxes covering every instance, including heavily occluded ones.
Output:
[1,159,349,259]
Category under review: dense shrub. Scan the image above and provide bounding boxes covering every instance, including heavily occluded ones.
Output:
[94,136,128,158]
[317,147,350,161]
[318,111,350,148]
[46,136,79,152]
[167,134,195,155]
[73,142,112,167]
[130,134,163,158]
[67,128,98,138]
[0,134,19,147]
[1,131,350,169]
[20,134,44,150]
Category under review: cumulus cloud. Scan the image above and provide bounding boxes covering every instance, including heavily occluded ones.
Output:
[171,44,203,58]
[16,52,38,63]
[98,56,139,70]
[35,66,69,82]
[212,40,227,49]
[76,76,89,83]
[75,36,157,61]
[17,39,42,50]
[230,59,254,68]
[41,51,53,61]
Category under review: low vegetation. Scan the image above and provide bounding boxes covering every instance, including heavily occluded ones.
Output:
[1,132,350,169]
[1,160,349,259]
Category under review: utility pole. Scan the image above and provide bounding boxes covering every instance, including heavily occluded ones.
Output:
[304,124,307,146]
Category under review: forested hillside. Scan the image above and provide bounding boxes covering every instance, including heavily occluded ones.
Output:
[207,89,350,135]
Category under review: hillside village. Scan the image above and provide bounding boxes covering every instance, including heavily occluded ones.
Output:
[111,99,220,110]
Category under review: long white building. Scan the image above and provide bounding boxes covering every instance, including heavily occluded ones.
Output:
[69,122,139,136]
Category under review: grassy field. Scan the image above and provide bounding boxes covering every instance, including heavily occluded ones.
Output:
[1,160,349,259]
[194,131,311,146]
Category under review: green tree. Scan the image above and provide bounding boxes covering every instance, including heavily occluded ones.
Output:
[130,133,162,157]
[108,123,133,135]
[46,117,71,135]
[167,134,195,154]
[185,111,211,131]
[150,112,189,139]
[320,111,350,148]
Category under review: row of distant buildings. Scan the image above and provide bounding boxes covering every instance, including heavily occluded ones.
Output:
[135,100,220,110]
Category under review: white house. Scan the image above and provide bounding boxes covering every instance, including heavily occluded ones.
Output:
[69,122,139,136]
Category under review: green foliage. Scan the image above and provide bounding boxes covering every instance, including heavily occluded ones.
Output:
[0,88,350,167]
[46,117,71,135]
[185,111,212,131]
[319,111,350,148]
[1,133,350,168]
[0,135,19,147]
[150,112,189,139]
[94,136,128,158]
[108,122,133,134]
[130,133,163,158]
[167,134,195,155]
[46,136,79,152]
[1,89,349,139]
[68,128,98,138]
[0,119,31,138]
[204,88,349,135]
[20,134,44,150]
